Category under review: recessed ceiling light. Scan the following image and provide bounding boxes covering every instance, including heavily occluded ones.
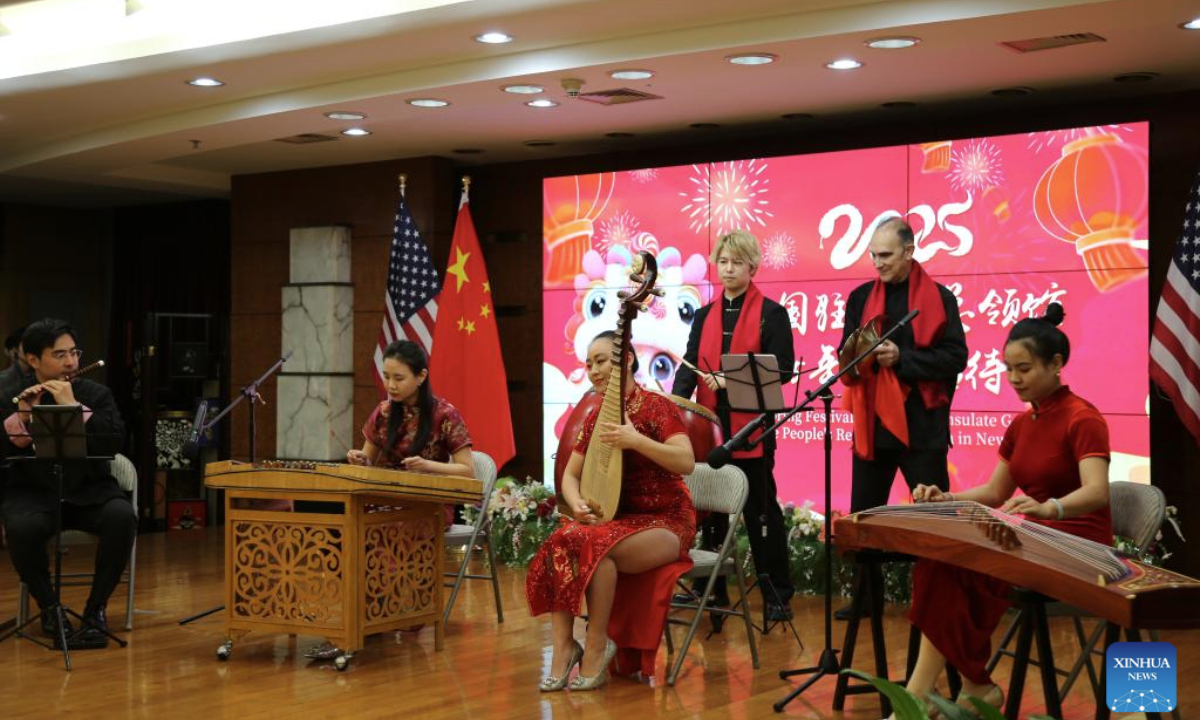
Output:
[325,111,366,120]
[609,69,655,80]
[408,98,450,108]
[453,148,484,154]
[474,32,513,44]
[526,99,558,108]
[991,86,1035,97]
[187,77,224,87]
[605,132,635,139]
[865,36,920,50]
[1179,18,1200,30]
[1113,72,1159,83]
[502,84,544,95]
[781,113,814,120]
[524,140,556,147]
[341,128,371,137]
[825,58,863,70]
[690,123,720,130]
[881,101,916,109]
[727,53,777,66]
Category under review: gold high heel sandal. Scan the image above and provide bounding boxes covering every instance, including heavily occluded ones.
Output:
[568,638,617,691]
[956,685,1003,715]
[539,641,584,692]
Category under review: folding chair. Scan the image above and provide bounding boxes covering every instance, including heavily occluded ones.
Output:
[18,453,138,631]
[664,462,759,685]
[442,451,503,625]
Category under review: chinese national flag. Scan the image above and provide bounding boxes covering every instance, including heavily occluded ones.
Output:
[429,189,516,468]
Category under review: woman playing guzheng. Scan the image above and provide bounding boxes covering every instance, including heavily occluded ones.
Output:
[526,331,696,691]
[308,339,472,661]
[897,303,1111,717]
[347,339,474,479]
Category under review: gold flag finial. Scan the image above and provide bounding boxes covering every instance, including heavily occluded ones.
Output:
[462,175,471,191]
[398,173,407,196]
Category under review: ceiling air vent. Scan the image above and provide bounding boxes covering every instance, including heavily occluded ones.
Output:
[275,133,339,144]
[1000,32,1105,53]
[576,87,663,106]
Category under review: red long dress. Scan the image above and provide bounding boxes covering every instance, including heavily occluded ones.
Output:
[526,385,697,677]
[908,386,1112,686]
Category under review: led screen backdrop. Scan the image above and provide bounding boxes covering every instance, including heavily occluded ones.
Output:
[542,123,1150,512]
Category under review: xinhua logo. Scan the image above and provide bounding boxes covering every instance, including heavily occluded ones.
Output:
[1106,641,1176,715]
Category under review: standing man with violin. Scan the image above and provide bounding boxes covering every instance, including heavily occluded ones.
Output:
[836,218,967,617]
[0,318,134,648]
[673,229,796,622]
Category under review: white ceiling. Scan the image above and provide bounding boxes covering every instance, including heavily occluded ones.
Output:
[1,0,1198,206]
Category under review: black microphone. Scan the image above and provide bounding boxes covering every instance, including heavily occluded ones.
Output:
[706,414,766,469]
[182,400,209,460]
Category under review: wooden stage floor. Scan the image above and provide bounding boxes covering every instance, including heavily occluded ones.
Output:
[1,526,1194,719]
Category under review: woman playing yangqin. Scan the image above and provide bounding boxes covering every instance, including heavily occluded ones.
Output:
[897,303,1111,717]
[526,331,696,691]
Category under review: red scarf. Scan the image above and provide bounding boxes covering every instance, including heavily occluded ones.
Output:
[697,282,764,459]
[841,261,949,460]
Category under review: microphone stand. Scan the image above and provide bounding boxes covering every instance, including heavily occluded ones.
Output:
[177,352,290,626]
[701,311,917,713]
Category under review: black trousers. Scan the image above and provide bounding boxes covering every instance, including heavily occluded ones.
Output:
[850,445,951,513]
[699,455,794,603]
[4,497,137,611]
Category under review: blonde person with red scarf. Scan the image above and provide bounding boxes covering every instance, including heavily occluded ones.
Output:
[836,217,967,618]
[673,229,797,622]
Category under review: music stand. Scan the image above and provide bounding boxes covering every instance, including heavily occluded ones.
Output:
[0,404,126,670]
[714,353,805,644]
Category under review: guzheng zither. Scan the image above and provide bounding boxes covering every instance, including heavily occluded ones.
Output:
[835,501,1200,630]
[205,460,482,667]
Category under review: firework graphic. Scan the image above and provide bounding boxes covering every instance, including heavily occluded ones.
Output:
[629,167,659,184]
[762,231,795,270]
[949,139,1005,194]
[595,209,641,252]
[679,159,772,234]
[1027,124,1133,153]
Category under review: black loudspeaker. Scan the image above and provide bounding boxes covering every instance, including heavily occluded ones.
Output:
[169,342,209,378]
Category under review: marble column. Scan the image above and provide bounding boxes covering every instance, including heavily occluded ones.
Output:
[277,226,354,460]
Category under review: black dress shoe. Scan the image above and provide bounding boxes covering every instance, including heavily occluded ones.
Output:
[834,602,870,621]
[766,602,793,622]
[41,610,75,639]
[70,603,112,650]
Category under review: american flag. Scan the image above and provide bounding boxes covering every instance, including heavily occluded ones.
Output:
[1150,171,1200,441]
[374,194,440,394]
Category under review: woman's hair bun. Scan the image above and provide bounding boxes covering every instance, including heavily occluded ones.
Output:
[1042,302,1065,327]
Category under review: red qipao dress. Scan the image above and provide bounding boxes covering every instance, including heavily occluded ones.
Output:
[526,386,697,677]
[908,386,1112,686]
[362,396,472,524]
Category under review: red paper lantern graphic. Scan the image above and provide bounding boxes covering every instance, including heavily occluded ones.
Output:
[1033,134,1148,292]
[543,172,617,287]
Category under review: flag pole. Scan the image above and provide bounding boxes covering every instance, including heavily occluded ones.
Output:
[399,173,407,198]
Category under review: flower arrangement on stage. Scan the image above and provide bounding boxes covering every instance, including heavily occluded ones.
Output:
[1115,504,1186,566]
[463,477,560,567]
[735,501,913,602]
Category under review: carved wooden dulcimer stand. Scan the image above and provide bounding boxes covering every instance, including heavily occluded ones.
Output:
[204,460,482,668]
[578,251,660,522]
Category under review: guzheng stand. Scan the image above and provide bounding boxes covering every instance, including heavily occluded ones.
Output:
[204,460,482,671]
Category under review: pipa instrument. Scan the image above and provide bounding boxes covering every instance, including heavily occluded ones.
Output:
[578,251,660,521]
